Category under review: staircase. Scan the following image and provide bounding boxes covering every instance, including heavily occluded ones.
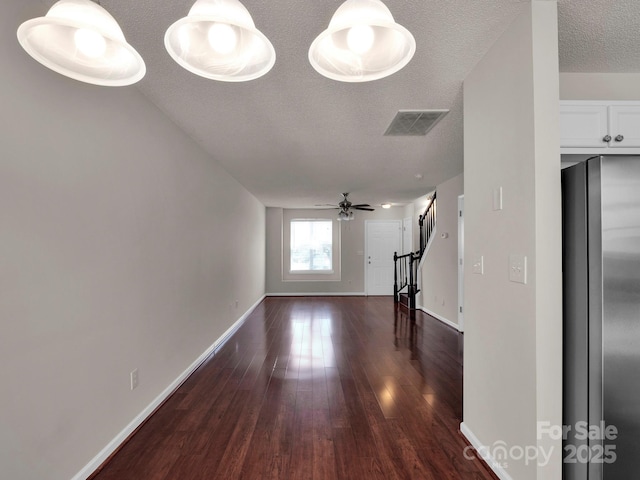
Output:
[393,192,437,313]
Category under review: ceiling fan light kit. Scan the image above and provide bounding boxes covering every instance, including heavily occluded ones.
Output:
[18,0,414,85]
[308,0,416,82]
[329,193,375,221]
[337,210,355,222]
[16,0,146,86]
[164,0,276,82]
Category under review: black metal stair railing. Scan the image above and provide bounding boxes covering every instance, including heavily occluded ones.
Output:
[393,251,420,309]
[393,192,437,312]
[419,192,436,257]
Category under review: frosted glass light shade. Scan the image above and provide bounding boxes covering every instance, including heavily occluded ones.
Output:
[309,0,415,82]
[165,0,275,82]
[337,210,354,221]
[17,0,145,86]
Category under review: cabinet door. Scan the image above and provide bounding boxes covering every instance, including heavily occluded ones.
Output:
[609,106,640,148]
[560,104,609,148]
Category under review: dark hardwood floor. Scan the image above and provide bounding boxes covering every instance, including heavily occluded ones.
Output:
[91,296,497,480]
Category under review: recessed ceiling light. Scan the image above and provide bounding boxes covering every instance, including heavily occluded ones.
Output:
[414,173,423,180]
[381,203,391,209]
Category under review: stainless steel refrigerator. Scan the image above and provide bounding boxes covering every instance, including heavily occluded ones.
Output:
[563,155,640,479]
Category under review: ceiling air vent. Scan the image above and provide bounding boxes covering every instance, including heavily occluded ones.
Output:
[384,109,449,136]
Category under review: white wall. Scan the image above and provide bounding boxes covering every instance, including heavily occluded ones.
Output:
[1,2,265,479]
[560,73,640,100]
[418,173,463,326]
[463,2,562,479]
[266,206,404,294]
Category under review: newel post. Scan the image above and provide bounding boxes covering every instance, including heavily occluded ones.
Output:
[393,252,398,303]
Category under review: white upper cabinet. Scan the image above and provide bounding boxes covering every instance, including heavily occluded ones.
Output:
[560,101,640,153]
[560,104,608,148]
[609,106,640,148]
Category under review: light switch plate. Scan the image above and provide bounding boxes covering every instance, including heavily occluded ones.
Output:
[509,254,527,284]
[130,369,139,390]
[493,187,503,211]
[472,256,484,274]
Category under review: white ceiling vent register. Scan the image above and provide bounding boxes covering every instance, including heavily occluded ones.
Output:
[384,110,449,136]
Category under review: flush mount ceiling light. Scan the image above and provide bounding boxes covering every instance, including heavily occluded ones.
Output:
[17,0,145,86]
[308,0,415,82]
[165,0,275,82]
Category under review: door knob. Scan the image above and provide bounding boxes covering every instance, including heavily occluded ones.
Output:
[603,135,612,142]
[615,135,624,142]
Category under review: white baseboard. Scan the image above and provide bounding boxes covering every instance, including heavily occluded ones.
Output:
[266,292,365,297]
[71,294,266,480]
[460,422,513,480]
[417,305,461,331]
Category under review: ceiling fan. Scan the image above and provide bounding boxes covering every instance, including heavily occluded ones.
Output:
[317,193,375,221]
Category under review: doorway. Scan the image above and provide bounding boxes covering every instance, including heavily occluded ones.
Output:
[365,220,402,295]
[402,217,413,254]
[458,195,464,331]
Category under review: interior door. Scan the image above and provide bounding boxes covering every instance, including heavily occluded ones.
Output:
[458,195,464,331]
[403,217,413,254]
[366,220,401,296]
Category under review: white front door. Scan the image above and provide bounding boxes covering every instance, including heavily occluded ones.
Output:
[365,220,401,296]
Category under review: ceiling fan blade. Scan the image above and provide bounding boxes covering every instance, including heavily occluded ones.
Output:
[315,203,338,207]
[351,204,371,207]
[355,207,375,211]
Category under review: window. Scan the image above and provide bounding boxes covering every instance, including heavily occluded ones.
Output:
[282,212,341,282]
[290,220,333,272]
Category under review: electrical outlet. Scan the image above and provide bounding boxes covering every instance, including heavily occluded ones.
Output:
[130,369,138,390]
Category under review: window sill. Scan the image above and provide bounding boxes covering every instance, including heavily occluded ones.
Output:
[288,270,335,275]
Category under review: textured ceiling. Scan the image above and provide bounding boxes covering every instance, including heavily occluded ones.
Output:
[559,0,640,72]
[88,0,639,208]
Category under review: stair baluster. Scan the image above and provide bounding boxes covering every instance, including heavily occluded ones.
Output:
[394,192,437,313]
